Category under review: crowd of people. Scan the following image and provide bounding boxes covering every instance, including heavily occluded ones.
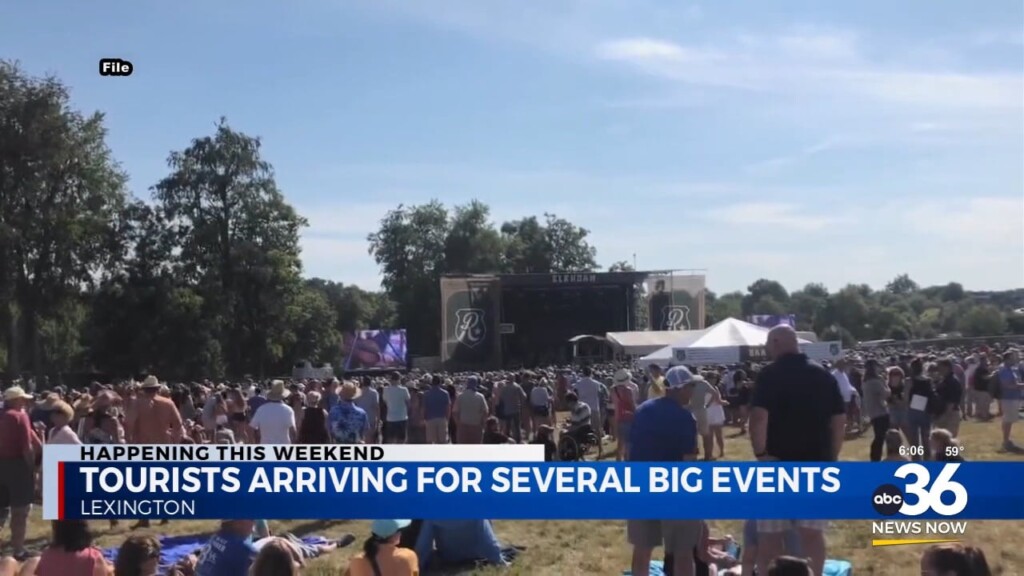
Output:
[0,327,1019,575]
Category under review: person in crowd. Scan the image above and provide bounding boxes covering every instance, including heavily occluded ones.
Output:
[750,325,845,576]
[934,358,963,437]
[573,366,603,435]
[35,520,109,576]
[644,364,665,402]
[201,392,228,436]
[731,370,751,434]
[346,519,418,576]
[195,519,259,576]
[705,381,727,460]
[861,359,890,462]
[407,383,426,444]
[288,390,307,434]
[413,519,508,571]
[886,366,908,435]
[382,372,410,444]
[329,381,369,444]
[454,376,488,444]
[531,424,557,461]
[728,519,801,576]
[251,538,301,576]
[497,376,527,443]
[766,555,813,576]
[611,369,638,461]
[830,359,858,435]
[920,542,991,576]
[970,358,993,421]
[0,386,41,560]
[353,377,381,443]
[996,350,1023,452]
[883,429,910,462]
[907,357,936,462]
[247,383,267,417]
[249,380,296,445]
[930,428,965,462]
[423,375,451,444]
[562,392,592,445]
[297,390,331,444]
[687,372,724,462]
[627,365,701,576]
[46,401,82,445]
[483,416,514,444]
[113,535,161,576]
[528,377,553,440]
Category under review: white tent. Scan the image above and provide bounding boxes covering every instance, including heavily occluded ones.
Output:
[606,330,698,356]
[638,318,842,368]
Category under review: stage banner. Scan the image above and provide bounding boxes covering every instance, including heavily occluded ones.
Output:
[440,276,500,368]
[673,341,843,365]
[646,273,706,331]
[41,447,1023,521]
[748,314,797,329]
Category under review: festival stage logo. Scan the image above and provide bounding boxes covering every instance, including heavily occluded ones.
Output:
[662,305,692,330]
[455,308,487,348]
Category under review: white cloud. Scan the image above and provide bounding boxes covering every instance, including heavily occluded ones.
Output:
[705,202,842,232]
[903,197,1024,246]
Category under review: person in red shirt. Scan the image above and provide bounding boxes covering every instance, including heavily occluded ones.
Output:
[0,386,41,560]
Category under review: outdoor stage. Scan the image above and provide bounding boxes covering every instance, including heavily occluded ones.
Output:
[439,271,706,369]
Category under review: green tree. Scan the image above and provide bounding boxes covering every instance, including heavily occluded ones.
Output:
[886,274,919,295]
[153,119,306,376]
[959,305,1007,337]
[741,279,790,317]
[0,61,129,375]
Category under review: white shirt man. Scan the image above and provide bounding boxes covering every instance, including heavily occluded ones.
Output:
[573,370,603,431]
[249,400,296,444]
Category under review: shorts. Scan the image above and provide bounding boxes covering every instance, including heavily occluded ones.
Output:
[756,519,828,533]
[627,519,703,554]
[1001,400,1021,424]
[385,419,408,443]
[0,458,34,509]
[531,404,550,417]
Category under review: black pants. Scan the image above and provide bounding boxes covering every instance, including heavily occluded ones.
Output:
[870,414,891,462]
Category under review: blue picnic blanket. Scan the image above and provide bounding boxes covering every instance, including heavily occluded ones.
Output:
[624,558,853,576]
[101,533,329,575]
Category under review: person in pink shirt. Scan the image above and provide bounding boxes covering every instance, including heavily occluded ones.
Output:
[35,520,110,576]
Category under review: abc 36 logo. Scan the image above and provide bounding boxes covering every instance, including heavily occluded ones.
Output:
[873,463,968,517]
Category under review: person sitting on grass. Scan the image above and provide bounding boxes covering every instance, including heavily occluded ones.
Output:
[883,429,910,462]
[34,520,110,576]
[920,542,991,576]
[114,535,161,576]
[413,519,509,572]
[195,519,259,576]
[930,428,965,462]
[250,538,301,576]
[482,416,514,444]
[346,519,418,576]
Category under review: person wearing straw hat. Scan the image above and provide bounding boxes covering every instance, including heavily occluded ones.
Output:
[346,520,418,576]
[249,380,297,445]
[0,386,39,560]
[125,375,182,530]
[329,381,368,444]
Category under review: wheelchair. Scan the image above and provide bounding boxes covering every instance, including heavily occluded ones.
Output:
[557,423,604,461]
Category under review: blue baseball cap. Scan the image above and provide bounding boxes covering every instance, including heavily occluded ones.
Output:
[665,366,698,389]
[371,519,412,538]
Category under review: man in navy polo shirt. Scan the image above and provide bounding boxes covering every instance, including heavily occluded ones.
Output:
[627,365,701,576]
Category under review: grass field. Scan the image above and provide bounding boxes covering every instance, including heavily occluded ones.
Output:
[14,419,1023,575]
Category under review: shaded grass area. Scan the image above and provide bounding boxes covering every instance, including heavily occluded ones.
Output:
[12,420,1022,575]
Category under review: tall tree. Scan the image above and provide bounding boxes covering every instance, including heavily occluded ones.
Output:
[0,61,129,375]
[152,119,306,376]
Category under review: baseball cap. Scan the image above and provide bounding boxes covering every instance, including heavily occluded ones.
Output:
[371,519,412,538]
[665,366,698,389]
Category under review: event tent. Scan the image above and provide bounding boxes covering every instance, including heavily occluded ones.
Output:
[605,330,698,356]
[638,318,841,367]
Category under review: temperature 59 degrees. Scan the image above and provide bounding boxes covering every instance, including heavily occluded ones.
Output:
[895,463,968,517]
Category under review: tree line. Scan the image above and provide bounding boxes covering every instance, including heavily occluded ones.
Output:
[1,62,1021,381]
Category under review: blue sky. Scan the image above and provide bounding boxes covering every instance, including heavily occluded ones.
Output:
[3,1,1022,294]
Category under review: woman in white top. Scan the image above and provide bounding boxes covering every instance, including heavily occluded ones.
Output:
[48,401,82,445]
[705,381,727,460]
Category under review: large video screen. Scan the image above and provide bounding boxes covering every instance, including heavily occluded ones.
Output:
[341,329,408,371]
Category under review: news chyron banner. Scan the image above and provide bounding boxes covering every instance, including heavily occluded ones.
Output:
[43,446,1023,527]
[646,273,706,330]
